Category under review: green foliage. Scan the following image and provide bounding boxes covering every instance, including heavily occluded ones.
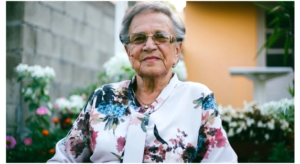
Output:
[268,142,294,162]
[7,65,69,162]
[261,98,294,132]
[18,74,51,111]
[287,84,294,97]
[7,124,67,162]
[248,152,262,162]
[255,2,294,66]
[220,99,294,162]
[220,101,293,144]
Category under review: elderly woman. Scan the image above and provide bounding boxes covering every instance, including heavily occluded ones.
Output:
[48,2,237,163]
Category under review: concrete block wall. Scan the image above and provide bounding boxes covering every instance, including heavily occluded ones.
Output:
[6,1,115,134]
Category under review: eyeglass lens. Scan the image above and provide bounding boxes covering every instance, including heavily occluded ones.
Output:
[129,33,171,44]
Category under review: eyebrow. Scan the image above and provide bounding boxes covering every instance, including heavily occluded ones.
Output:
[130,32,168,35]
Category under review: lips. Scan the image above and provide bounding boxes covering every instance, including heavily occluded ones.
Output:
[143,56,160,61]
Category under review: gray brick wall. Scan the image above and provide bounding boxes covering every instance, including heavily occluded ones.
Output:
[6,1,115,134]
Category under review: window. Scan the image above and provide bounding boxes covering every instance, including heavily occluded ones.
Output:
[265,13,294,70]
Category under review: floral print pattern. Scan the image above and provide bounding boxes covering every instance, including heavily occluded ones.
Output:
[144,127,197,163]
[48,74,237,163]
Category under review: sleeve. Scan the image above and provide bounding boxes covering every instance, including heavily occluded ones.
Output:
[194,92,238,163]
[47,89,99,163]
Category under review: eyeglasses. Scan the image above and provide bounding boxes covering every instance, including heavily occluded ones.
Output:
[127,33,176,45]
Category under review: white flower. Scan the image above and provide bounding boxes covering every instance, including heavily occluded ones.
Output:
[55,97,71,111]
[229,122,237,127]
[238,113,244,119]
[280,120,289,130]
[24,88,33,96]
[28,65,44,78]
[238,121,247,130]
[267,119,275,130]
[47,102,53,109]
[227,128,234,137]
[236,127,243,134]
[16,63,29,73]
[250,130,254,137]
[16,63,56,80]
[246,118,255,127]
[261,98,294,116]
[69,95,86,113]
[54,95,86,114]
[219,98,294,140]
[221,116,232,122]
[257,121,266,128]
[44,89,49,95]
[265,134,270,140]
[31,93,36,99]
[103,52,135,82]
[44,66,56,78]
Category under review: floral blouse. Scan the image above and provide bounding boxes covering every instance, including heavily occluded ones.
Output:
[47,73,237,163]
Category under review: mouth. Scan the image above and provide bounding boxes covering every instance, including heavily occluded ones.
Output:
[143,56,160,62]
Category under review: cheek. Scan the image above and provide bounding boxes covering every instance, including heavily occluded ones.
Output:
[163,47,177,65]
[129,46,142,58]
[129,48,142,66]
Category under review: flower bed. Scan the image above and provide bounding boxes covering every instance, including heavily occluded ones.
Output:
[219,99,294,162]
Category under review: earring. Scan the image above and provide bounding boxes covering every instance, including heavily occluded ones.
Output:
[172,64,176,68]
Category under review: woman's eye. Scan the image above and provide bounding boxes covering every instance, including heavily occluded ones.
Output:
[156,34,165,38]
[134,37,144,41]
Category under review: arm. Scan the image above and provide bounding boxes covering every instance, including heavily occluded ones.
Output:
[194,93,238,163]
[47,90,99,163]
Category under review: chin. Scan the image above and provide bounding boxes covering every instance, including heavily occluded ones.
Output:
[138,68,170,77]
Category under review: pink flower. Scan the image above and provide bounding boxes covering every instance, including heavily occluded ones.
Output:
[6,136,16,149]
[54,103,59,110]
[81,94,87,99]
[24,138,32,146]
[36,106,48,115]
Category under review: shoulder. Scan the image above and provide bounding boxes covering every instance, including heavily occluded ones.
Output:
[94,80,131,92]
[180,81,213,96]
[87,80,131,103]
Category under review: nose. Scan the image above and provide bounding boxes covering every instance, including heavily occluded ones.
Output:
[143,36,157,51]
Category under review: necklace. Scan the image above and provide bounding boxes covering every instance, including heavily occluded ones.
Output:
[135,94,153,109]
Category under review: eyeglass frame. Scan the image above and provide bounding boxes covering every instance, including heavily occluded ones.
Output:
[125,33,182,45]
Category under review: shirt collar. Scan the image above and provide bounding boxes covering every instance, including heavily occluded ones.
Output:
[127,73,179,114]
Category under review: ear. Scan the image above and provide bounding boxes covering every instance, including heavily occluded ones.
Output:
[124,45,133,65]
[124,45,130,57]
[174,42,182,64]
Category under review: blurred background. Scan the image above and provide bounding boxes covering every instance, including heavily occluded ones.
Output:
[6,1,294,162]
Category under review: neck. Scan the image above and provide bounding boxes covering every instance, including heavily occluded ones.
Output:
[135,71,173,96]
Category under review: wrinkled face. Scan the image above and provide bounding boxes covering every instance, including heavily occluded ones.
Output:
[124,12,182,78]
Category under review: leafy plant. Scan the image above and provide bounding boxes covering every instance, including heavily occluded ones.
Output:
[248,152,262,162]
[53,94,87,130]
[7,64,69,162]
[255,2,294,66]
[219,99,293,144]
[287,84,294,97]
[261,98,294,131]
[219,99,294,162]
[268,141,294,162]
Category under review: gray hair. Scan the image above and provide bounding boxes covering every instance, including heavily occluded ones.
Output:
[119,2,186,45]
